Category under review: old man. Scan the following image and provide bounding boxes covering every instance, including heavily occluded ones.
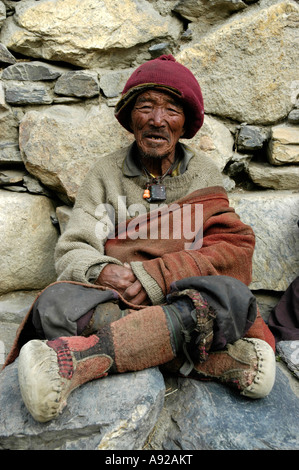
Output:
[9,55,276,423]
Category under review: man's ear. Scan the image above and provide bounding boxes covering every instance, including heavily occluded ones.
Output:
[179,111,186,138]
[129,108,135,132]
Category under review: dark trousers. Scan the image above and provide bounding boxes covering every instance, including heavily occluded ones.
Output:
[31,276,258,351]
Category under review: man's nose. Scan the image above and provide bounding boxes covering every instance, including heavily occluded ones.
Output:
[149,107,166,126]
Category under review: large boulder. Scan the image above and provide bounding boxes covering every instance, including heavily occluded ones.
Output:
[187,115,234,172]
[148,363,299,450]
[1,358,298,450]
[0,0,182,68]
[0,190,58,295]
[19,104,134,202]
[173,0,249,37]
[19,106,235,203]
[230,190,299,291]
[0,362,165,450]
[176,1,299,124]
[247,161,299,190]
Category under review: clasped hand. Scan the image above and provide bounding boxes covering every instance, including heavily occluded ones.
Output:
[97,263,149,305]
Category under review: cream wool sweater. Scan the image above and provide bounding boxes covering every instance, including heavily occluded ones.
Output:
[55,142,223,304]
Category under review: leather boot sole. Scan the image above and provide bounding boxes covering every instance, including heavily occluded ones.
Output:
[193,337,276,399]
[18,339,112,422]
[18,340,66,422]
[240,338,276,399]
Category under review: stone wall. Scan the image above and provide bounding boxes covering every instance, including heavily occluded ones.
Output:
[0,0,299,362]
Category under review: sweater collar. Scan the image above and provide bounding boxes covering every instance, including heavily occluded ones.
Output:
[122,142,195,177]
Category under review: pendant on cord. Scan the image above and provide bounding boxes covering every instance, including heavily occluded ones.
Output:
[143,182,166,202]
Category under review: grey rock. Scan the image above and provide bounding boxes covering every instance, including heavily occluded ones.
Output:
[277,341,299,379]
[174,0,248,20]
[0,82,9,111]
[2,60,65,81]
[248,161,299,190]
[52,96,81,104]
[4,81,53,105]
[2,184,26,192]
[173,0,248,37]
[0,143,22,165]
[0,107,19,143]
[0,322,19,368]
[56,205,73,233]
[0,190,58,295]
[0,169,26,185]
[177,2,299,125]
[227,160,249,178]
[254,291,283,322]
[99,69,133,99]
[230,191,299,291]
[225,152,253,188]
[0,289,39,363]
[0,42,16,65]
[1,343,298,451]
[288,109,299,124]
[0,169,52,195]
[222,174,235,192]
[23,174,52,196]
[149,42,170,58]
[236,125,270,152]
[188,114,234,172]
[267,124,299,166]
[0,0,182,68]
[181,27,193,41]
[148,365,299,450]
[19,104,134,202]
[0,290,39,324]
[0,361,165,450]
[0,1,5,27]
[54,70,99,98]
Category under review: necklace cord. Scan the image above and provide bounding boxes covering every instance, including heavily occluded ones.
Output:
[141,156,179,184]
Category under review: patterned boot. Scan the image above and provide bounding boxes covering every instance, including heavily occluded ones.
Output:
[18,292,213,423]
[191,337,276,398]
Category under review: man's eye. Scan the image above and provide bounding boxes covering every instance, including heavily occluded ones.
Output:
[135,105,151,112]
[167,107,181,114]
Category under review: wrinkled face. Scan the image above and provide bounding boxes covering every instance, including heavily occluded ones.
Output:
[130,89,185,160]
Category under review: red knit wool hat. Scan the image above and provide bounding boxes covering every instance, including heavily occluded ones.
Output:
[114,55,204,139]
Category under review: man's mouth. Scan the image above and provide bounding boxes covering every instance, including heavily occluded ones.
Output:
[143,133,169,143]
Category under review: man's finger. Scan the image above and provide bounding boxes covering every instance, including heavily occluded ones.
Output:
[123,280,149,305]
